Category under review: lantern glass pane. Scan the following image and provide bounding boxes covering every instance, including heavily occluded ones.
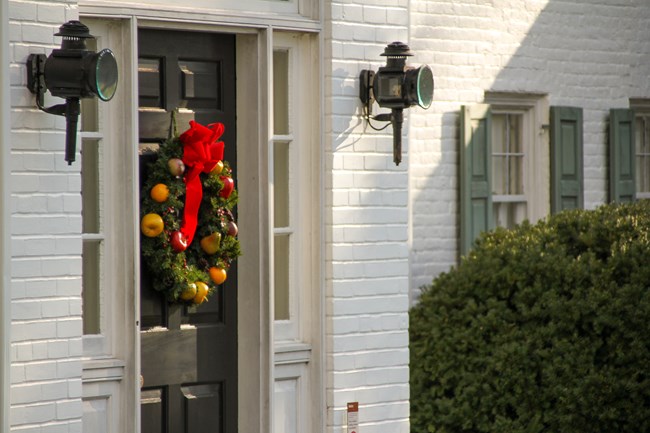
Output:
[417,66,433,108]
[95,49,118,101]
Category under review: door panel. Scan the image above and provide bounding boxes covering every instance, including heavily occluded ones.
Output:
[138,29,237,433]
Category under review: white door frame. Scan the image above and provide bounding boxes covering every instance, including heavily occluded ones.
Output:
[78,12,277,433]
[0,1,11,432]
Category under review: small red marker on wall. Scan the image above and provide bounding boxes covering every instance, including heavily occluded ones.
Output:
[347,402,359,433]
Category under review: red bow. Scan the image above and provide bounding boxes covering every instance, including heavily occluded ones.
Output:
[178,121,225,245]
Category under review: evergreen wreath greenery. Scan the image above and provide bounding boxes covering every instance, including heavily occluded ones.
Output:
[140,121,241,304]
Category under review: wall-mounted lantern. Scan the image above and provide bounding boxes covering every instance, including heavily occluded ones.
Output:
[359,42,434,165]
[27,20,118,165]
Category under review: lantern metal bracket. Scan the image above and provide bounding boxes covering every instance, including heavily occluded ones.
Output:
[27,53,67,116]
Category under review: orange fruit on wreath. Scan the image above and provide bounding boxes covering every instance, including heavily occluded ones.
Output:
[150,183,170,203]
[193,281,209,305]
[209,267,227,285]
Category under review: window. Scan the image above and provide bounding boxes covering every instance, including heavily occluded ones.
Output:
[460,95,583,254]
[273,47,293,325]
[79,19,137,363]
[624,99,650,199]
[636,113,650,199]
[491,111,527,228]
[272,33,317,344]
[614,100,650,201]
[80,45,103,336]
[488,94,552,229]
[271,32,320,433]
[80,35,108,353]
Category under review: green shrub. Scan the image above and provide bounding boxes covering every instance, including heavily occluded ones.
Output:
[410,201,650,433]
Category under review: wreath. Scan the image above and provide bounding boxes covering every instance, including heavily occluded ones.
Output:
[140,120,241,304]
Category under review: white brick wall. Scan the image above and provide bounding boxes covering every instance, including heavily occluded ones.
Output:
[6,1,650,432]
[9,1,82,432]
[409,0,650,300]
[326,1,411,432]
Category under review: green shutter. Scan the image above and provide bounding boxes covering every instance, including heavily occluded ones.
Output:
[460,104,493,256]
[609,109,636,203]
[551,106,583,213]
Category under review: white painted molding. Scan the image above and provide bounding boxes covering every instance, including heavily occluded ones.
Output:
[0,1,10,432]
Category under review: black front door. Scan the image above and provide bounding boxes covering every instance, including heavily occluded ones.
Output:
[138,29,237,433]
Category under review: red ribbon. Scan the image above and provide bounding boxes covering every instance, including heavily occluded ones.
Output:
[178,121,225,246]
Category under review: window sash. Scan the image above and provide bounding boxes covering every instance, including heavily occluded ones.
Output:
[636,116,650,196]
[272,40,299,341]
[491,112,527,228]
[483,94,550,229]
[81,128,105,339]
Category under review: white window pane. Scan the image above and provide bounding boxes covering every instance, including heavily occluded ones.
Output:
[492,114,506,153]
[82,136,102,335]
[636,117,650,193]
[509,156,523,195]
[508,114,522,153]
[82,139,100,234]
[493,201,527,229]
[492,114,524,196]
[274,234,291,321]
[274,141,291,228]
[273,49,289,135]
[83,240,101,335]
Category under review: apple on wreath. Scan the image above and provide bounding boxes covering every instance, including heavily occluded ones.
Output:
[141,213,164,237]
[168,158,185,177]
[226,221,238,237]
[170,231,188,252]
[219,176,235,198]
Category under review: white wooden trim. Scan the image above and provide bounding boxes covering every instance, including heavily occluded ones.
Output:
[316,16,325,433]
[127,17,142,433]
[79,1,321,32]
[0,1,10,432]
[237,28,274,433]
[492,194,527,203]
[83,0,300,17]
[78,17,140,433]
[270,31,322,433]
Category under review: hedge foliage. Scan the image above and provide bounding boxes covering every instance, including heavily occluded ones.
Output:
[410,201,650,433]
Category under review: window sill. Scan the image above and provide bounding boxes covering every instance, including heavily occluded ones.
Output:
[274,342,311,366]
[82,357,126,383]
